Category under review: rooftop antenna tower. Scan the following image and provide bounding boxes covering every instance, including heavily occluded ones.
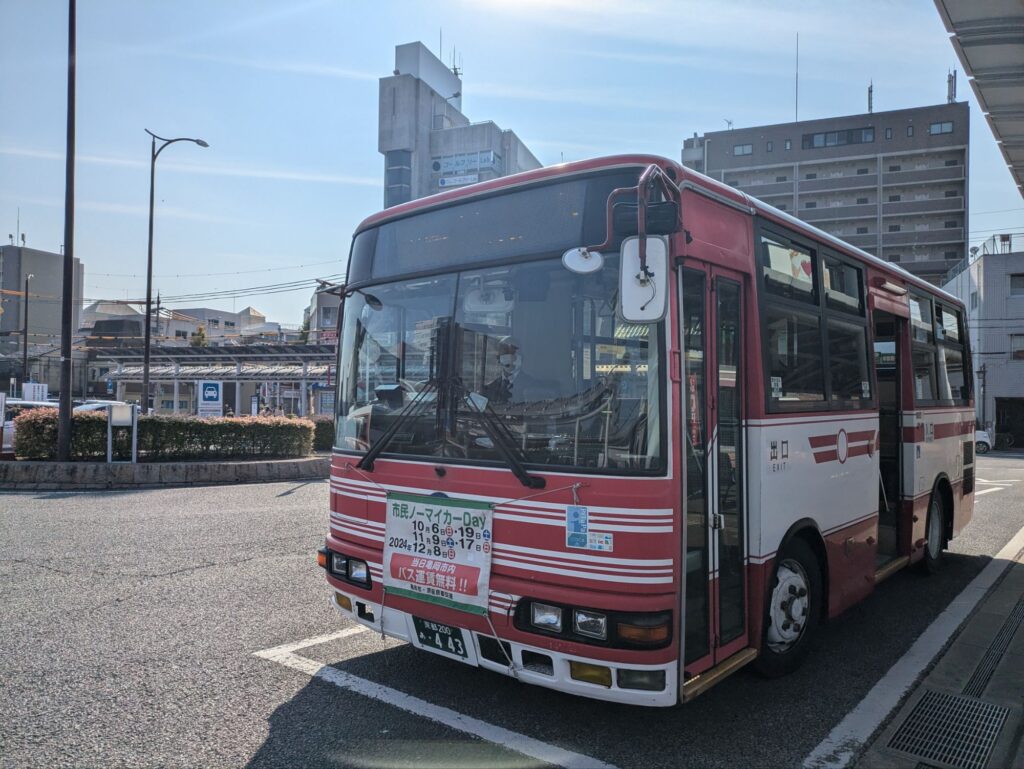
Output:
[724,119,733,130]
[868,80,873,113]
[795,32,799,122]
[947,68,957,103]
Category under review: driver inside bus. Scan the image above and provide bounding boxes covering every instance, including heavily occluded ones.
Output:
[482,336,556,405]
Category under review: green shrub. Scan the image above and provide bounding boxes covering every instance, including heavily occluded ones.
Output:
[12,410,314,462]
[311,416,335,452]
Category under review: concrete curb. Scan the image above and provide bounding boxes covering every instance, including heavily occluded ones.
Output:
[0,456,330,491]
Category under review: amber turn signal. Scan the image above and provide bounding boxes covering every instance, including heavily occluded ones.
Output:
[316,548,328,568]
[616,621,671,646]
[334,593,352,611]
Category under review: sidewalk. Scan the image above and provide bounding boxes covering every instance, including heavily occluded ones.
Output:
[858,552,1024,769]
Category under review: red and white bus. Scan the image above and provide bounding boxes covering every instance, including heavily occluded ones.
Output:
[319,155,975,706]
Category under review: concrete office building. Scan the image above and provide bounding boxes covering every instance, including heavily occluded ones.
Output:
[942,233,1024,444]
[682,102,969,284]
[0,244,85,393]
[378,42,541,208]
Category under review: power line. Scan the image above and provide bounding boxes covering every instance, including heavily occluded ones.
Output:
[88,258,341,279]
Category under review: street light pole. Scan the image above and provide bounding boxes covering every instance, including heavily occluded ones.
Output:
[21,273,33,396]
[142,129,208,414]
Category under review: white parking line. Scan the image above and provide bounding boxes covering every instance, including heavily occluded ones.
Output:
[254,627,617,769]
[975,487,1005,496]
[803,520,1024,769]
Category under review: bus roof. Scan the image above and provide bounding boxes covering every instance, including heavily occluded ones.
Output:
[354,154,962,307]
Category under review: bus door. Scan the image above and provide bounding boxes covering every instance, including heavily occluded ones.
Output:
[680,265,749,678]
[873,309,903,563]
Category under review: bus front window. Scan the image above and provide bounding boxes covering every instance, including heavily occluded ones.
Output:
[337,253,664,474]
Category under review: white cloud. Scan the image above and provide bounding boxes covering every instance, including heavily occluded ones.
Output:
[0,144,381,187]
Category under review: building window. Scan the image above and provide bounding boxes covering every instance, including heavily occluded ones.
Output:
[384,149,413,208]
[767,141,774,152]
[888,194,901,202]
[1011,335,1024,360]
[801,127,875,149]
[734,144,753,156]
[784,139,792,151]
[857,227,868,234]
[1010,274,1024,296]
[907,125,914,137]
[209,318,220,328]
[775,175,788,182]
[805,172,817,180]
[856,167,869,175]
[888,224,901,232]
[888,164,901,172]
[175,330,188,339]
[943,251,957,259]
[944,220,958,229]
[224,321,236,328]
[885,127,892,140]
[944,158,959,167]
[970,291,978,310]
[890,254,901,262]
[944,190,958,198]
[930,121,954,135]
[856,197,868,204]
[805,201,817,209]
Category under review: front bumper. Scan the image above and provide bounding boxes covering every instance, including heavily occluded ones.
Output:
[330,587,678,707]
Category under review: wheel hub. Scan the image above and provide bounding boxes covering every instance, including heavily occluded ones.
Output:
[766,559,809,652]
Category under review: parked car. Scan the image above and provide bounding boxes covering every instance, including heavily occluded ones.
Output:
[2,399,57,455]
[73,401,127,413]
[976,429,992,454]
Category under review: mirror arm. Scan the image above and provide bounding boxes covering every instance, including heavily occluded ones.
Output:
[581,164,681,275]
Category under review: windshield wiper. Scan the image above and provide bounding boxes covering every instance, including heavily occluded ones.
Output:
[356,381,437,472]
[458,385,545,489]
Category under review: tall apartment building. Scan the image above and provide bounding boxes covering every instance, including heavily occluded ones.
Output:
[942,233,1024,443]
[682,102,969,284]
[378,42,541,208]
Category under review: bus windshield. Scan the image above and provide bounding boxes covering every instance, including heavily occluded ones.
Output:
[337,253,664,474]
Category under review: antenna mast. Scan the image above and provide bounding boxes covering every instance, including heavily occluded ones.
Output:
[795,33,799,123]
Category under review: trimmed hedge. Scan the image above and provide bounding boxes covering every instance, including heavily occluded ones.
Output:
[13,408,314,462]
[311,416,335,452]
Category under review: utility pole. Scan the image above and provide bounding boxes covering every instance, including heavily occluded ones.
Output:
[978,363,987,429]
[56,0,76,461]
[21,274,33,395]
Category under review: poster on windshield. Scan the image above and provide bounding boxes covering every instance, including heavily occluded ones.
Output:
[383,491,493,616]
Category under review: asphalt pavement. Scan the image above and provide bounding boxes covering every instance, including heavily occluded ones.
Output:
[2,456,1023,769]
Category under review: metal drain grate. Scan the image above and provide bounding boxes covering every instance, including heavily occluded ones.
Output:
[888,689,1009,769]
[962,595,1024,697]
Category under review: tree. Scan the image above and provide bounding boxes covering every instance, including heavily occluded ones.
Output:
[299,315,310,344]
[190,325,209,347]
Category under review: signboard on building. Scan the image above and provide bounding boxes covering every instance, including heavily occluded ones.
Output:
[23,383,48,401]
[197,380,222,418]
[438,174,479,189]
[432,150,498,175]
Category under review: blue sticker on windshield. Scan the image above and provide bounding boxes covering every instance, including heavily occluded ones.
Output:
[566,505,588,549]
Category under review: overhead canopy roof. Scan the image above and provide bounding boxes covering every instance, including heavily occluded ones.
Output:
[936,0,1024,198]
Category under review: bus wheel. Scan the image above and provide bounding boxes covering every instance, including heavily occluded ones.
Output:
[755,538,822,678]
[919,493,946,574]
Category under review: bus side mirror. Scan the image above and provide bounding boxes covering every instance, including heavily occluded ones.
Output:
[619,236,668,323]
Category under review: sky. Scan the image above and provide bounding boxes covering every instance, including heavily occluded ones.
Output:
[2,0,1022,325]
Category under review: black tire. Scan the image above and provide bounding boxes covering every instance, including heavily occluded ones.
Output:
[976,441,989,455]
[754,537,822,678]
[919,491,946,574]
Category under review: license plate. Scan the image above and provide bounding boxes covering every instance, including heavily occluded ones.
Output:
[412,616,468,658]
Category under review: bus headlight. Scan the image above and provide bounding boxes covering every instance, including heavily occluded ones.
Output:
[347,559,370,585]
[530,602,563,633]
[330,552,349,578]
[573,609,608,640]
